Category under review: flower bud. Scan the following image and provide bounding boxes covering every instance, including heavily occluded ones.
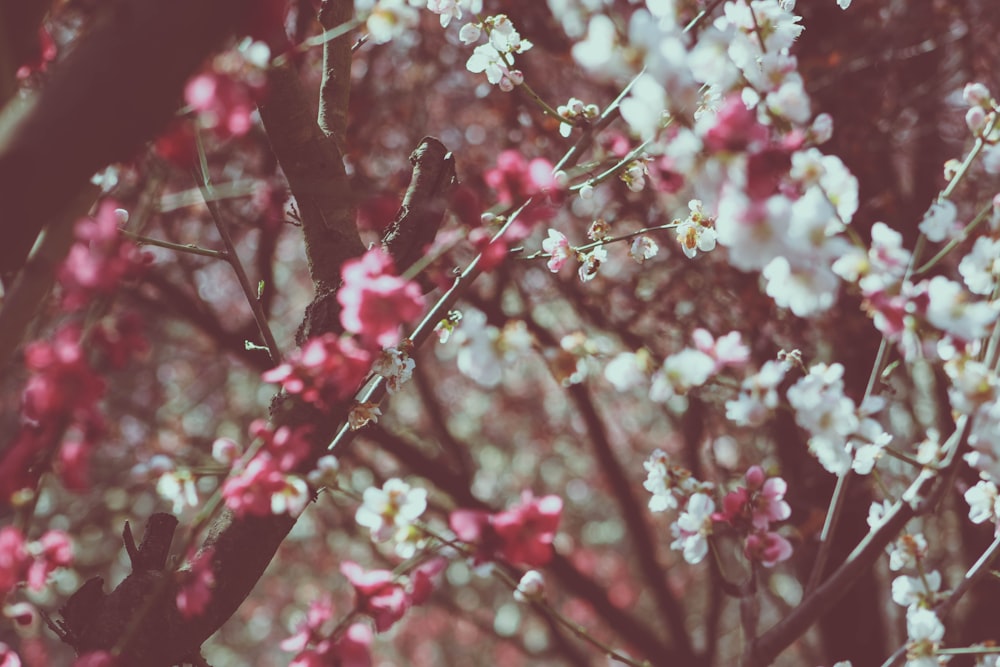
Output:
[514,570,545,601]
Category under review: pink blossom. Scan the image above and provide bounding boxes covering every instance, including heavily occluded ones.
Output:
[248,420,311,473]
[703,95,769,153]
[184,70,262,139]
[58,202,151,311]
[289,623,372,667]
[0,644,20,667]
[26,531,73,590]
[15,25,56,79]
[451,492,563,567]
[691,329,750,372]
[56,439,93,492]
[493,493,563,566]
[0,527,73,597]
[263,334,373,409]
[176,548,215,618]
[281,595,334,653]
[743,530,793,567]
[748,468,792,529]
[22,325,105,425]
[409,558,446,605]
[0,527,28,598]
[541,229,572,273]
[449,509,493,562]
[340,561,409,632]
[337,249,425,348]
[484,150,556,206]
[333,623,374,667]
[222,456,309,517]
[713,466,791,531]
[469,226,511,272]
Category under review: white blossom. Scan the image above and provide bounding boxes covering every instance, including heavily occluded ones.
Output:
[959,236,1000,295]
[670,493,715,564]
[919,199,957,242]
[355,478,428,543]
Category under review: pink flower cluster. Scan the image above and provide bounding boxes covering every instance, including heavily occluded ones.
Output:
[265,248,425,412]
[282,559,444,666]
[2,201,150,505]
[450,492,563,567]
[338,248,425,349]
[485,150,557,206]
[263,335,372,409]
[706,96,805,202]
[1,325,105,503]
[0,526,73,600]
[341,558,443,633]
[713,466,793,567]
[283,596,372,667]
[58,202,151,311]
[221,422,312,517]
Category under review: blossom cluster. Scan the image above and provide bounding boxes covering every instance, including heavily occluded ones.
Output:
[58,202,151,310]
[219,421,313,518]
[0,526,73,601]
[282,558,445,665]
[877,521,948,667]
[450,492,563,567]
[786,362,892,476]
[264,247,423,424]
[604,328,749,404]
[282,595,372,667]
[645,450,793,568]
[2,202,149,506]
[713,466,793,567]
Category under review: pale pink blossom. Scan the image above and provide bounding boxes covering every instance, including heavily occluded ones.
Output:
[743,530,793,567]
[541,229,572,272]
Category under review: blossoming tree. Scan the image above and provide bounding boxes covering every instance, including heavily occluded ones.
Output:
[1,1,1000,666]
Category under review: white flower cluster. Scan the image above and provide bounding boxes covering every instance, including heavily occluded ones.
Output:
[464,15,533,91]
[786,362,892,476]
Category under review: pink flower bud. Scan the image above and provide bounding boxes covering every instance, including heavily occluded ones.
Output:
[745,465,766,490]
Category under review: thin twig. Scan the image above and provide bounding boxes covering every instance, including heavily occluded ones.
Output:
[193,131,283,365]
[119,229,228,259]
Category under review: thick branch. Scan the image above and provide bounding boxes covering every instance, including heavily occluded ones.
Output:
[296,136,454,343]
[381,137,456,278]
[317,0,354,147]
[0,0,242,280]
[258,61,363,291]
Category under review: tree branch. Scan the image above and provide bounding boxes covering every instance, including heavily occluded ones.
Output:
[0,0,242,280]
[317,0,354,147]
[257,60,364,292]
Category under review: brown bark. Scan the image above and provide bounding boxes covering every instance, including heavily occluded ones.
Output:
[0,0,242,280]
